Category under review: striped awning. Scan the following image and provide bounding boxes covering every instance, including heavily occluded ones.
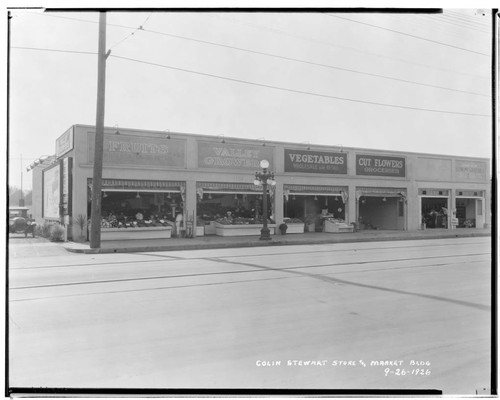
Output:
[283,184,346,193]
[197,182,261,192]
[356,187,406,199]
[88,178,185,191]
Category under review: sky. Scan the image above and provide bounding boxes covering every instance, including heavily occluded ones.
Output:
[5,3,496,191]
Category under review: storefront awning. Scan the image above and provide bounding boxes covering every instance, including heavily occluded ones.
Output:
[88,178,185,192]
[283,184,346,194]
[356,187,407,199]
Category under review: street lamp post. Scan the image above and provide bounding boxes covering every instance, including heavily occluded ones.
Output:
[253,159,276,240]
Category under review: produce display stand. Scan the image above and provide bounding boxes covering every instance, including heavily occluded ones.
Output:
[214,223,277,237]
[100,226,173,240]
[324,220,354,233]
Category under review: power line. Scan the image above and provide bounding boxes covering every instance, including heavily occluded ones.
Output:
[325,14,490,57]
[11,31,490,97]
[109,53,491,118]
[137,27,489,98]
[18,10,491,81]
[11,46,97,55]
[438,14,491,32]
[12,44,491,99]
[445,10,491,28]
[420,14,490,34]
[210,13,490,81]
[109,13,153,50]
[12,46,490,107]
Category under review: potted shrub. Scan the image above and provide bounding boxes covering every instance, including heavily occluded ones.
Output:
[73,214,88,242]
[50,224,65,242]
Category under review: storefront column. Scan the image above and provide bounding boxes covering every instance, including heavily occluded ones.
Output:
[274,183,284,225]
[449,190,456,229]
[348,186,356,225]
[185,179,197,237]
[406,185,419,230]
[484,190,490,228]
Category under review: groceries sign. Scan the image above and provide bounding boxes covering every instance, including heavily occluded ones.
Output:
[455,160,487,181]
[198,142,274,170]
[356,154,406,177]
[284,149,347,174]
[88,132,186,167]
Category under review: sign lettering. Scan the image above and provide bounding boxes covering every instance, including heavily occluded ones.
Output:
[455,160,487,181]
[356,154,406,177]
[284,149,347,174]
[88,132,186,167]
[198,142,274,170]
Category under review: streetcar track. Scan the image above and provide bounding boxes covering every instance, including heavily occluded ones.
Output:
[207,258,492,312]
[10,253,489,291]
[10,258,491,310]
[10,275,293,302]
[8,239,491,270]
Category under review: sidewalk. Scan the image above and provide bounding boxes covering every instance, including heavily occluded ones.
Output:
[62,228,492,254]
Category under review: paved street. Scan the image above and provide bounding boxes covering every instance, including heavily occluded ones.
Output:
[8,236,492,394]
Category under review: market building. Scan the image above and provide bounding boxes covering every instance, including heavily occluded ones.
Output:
[31,124,491,241]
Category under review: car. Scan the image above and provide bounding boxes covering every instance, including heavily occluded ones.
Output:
[9,207,36,237]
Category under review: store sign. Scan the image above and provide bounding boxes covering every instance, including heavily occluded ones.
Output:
[356,154,406,177]
[455,160,487,181]
[88,133,186,167]
[43,164,60,219]
[198,142,274,170]
[56,126,74,157]
[284,149,347,174]
[61,158,72,215]
[62,158,68,207]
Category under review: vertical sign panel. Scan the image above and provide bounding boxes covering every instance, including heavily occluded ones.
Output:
[43,164,60,219]
[56,126,74,157]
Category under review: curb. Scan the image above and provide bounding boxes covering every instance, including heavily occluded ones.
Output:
[62,231,491,254]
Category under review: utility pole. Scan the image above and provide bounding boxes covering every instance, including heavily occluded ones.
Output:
[90,11,108,249]
[19,154,24,207]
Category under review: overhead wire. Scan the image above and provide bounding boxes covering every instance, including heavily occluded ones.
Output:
[11,45,492,109]
[109,12,153,50]
[16,10,492,82]
[419,14,490,34]
[439,14,491,32]
[324,13,490,57]
[135,26,489,97]
[109,53,490,118]
[12,11,491,96]
[445,10,491,27]
[11,46,96,55]
[209,13,490,81]
[10,12,491,116]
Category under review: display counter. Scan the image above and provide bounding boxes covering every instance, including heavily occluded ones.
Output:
[324,220,354,233]
[100,226,172,241]
[215,222,277,237]
[286,223,305,234]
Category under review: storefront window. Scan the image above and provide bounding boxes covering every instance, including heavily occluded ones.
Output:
[421,198,448,229]
[455,198,476,228]
[285,195,345,232]
[95,191,183,228]
[197,193,272,224]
